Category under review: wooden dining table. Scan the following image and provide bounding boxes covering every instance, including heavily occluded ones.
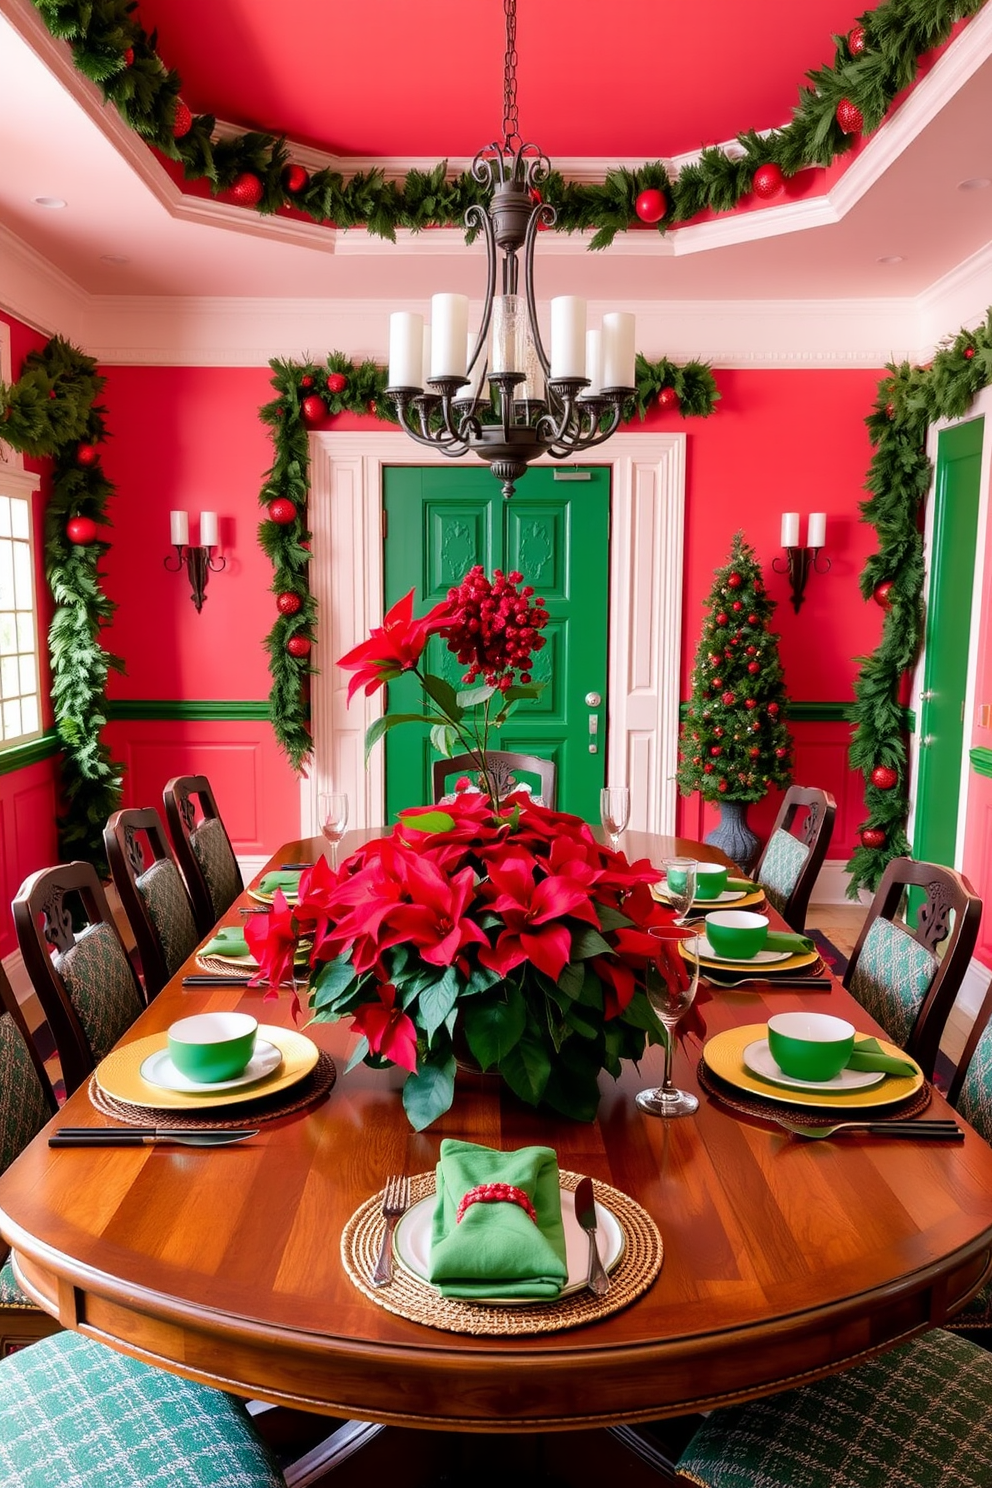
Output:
[2,827,992,1448]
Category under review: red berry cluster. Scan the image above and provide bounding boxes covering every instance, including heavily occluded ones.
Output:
[455,1182,538,1225]
[442,566,548,691]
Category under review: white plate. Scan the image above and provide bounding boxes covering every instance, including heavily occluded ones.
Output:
[690,934,792,965]
[393,1186,625,1306]
[659,880,748,906]
[743,1039,885,1093]
[139,1039,283,1093]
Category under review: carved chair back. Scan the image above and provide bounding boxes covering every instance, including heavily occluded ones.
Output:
[432,751,557,810]
[163,775,243,935]
[752,785,836,932]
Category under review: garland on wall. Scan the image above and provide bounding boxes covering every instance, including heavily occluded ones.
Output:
[846,308,992,895]
[258,352,720,770]
[0,338,124,864]
[32,0,988,246]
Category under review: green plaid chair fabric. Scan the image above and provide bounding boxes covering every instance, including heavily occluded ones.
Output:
[137,858,199,978]
[0,1330,284,1486]
[191,817,243,922]
[676,1327,992,1488]
[943,1011,992,1333]
[0,1012,55,1328]
[847,917,938,1051]
[58,923,145,1065]
[757,829,809,916]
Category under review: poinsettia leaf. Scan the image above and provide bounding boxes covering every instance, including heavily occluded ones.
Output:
[421,673,463,720]
[310,953,360,1012]
[568,925,614,960]
[563,1003,600,1039]
[540,1040,603,1121]
[418,965,460,1042]
[402,1056,456,1131]
[365,711,432,759]
[595,902,634,932]
[497,1030,552,1106]
[621,988,667,1041]
[557,960,585,1000]
[461,962,503,996]
[463,983,527,1069]
[398,808,456,835]
[344,1035,370,1074]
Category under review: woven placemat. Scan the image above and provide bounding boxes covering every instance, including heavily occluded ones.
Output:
[341,1169,662,1337]
[88,1051,336,1128]
[195,955,259,977]
[697,1060,933,1127]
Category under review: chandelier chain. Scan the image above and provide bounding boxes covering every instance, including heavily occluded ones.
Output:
[502,0,520,150]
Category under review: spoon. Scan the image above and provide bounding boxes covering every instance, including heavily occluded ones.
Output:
[770,1116,962,1140]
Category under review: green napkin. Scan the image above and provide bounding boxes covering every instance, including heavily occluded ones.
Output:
[201,926,250,958]
[846,1036,918,1077]
[428,1139,568,1300]
[727,877,756,891]
[764,931,815,956]
[258,870,301,895]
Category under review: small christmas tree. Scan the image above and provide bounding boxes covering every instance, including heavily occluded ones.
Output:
[677,531,793,805]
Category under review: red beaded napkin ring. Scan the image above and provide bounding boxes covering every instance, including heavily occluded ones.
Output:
[455,1182,538,1225]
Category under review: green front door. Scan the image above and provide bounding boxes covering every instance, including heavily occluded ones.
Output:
[912,416,984,875]
[382,465,610,823]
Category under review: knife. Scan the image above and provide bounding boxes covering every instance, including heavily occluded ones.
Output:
[574,1176,610,1297]
[50,1128,258,1147]
[182,976,255,987]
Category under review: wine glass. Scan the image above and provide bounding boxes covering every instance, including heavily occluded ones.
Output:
[663,856,698,926]
[635,925,703,1118]
[600,786,630,851]
[318,792,349,870]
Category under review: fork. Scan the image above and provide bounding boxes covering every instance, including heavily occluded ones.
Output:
[371,1174,411,1287]
[700,975,833,990]
[771,1116,963,1140]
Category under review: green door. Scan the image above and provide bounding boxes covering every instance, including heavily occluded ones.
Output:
[382,465,610,822]
[912,416,984,876]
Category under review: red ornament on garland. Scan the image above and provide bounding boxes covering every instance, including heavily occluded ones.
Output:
[747,660,760,674]
[286,635,312,658]
[747,612,758,624]
[301,395,328,425]
[745,698,757,710]
[327,372,348,394]
[721,692,735,706]
[66,516,97,545]
[229,172,264,207]
[173,100,192,138]
[268,499,297,525]
[276,592,303,616]
[657,386,680,412]
[767,701,780,715]
[964,346,976,360]
[716,613,728,626]
[870,765,898,790]
[732,601,743,612]
[717,779,729,793]
[123,46,134,66]
[873,580,894,610]
[76,443,99,467]
[752,163,784,200]
[836,98,864,136]
[860,827,886,850]
[775,747,788,759]
[727,572,742,589]
[635,188,667,224]
[301,375,314,388]
[282,164,309,194]
[885,402,895,419]
[848,23,866,56]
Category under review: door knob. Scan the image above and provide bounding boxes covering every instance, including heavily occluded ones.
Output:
[920,734,935,748]
[585,692,602,707]
[920,689,936,701]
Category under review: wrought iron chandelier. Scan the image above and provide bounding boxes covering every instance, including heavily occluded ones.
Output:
[386,0,636,499]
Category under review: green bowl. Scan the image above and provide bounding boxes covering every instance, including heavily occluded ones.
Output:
[167,1012,258,1083]
[705,910,768,959]
[694,863,729,900]
[767,1012,855,1082]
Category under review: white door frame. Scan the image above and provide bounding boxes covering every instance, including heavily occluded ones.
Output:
[306,432,686,836]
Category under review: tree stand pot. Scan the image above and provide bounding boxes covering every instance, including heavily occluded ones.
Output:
[704,798,761,875]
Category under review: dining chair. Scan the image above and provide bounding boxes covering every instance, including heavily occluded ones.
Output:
[752,785,836,932]
[843,856,982,1082]
[938,976,992,1338]
[104,807,201,998]
[12,862,146,1100]
[432,751,557,809]
[0,1330,286,1486]
[675,1325,992,1488]
[0,965,60,1357]
[163,774,244,935]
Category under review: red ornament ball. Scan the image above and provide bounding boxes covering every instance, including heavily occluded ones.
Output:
[745,698,757,710]
[747,613,758,624]
[848,23,866,56]
[727,573,742,589]
[173,100,192,138]
[870,765,898,790]
[276,592,303,616]
[775,747,788,759]
[710,746,723,757]
[327,372,348,394]
[368,399,378,415]
[301,375,314,388]
[767,702,780,715]
[123,46,134,66]
[66,516,97,545]
[752,163,784,200]
[76,443,99,467]
[721,692,735,706]
[732,601,743,612]
[861,827,886,850]
[283,164,309,194]
[747,660,760,674]
[873,580,894,610]
[964,346,976,360]
[836,98,864,135]
[749,746,760,759]
[286,635,312,659]
[712,678,723,689]
[635,188,667,224]
[717,779,729,793]
[716,612,729,626]
[229,172,264,207]
[657,386,680,411]
[703,763,714,774]
[885,402,895,419]
[301,394,328,425]
[268,498,297,525]
[746,645,757,655]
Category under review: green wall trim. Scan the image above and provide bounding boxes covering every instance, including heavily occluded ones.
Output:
[0,730,61,775]
[971,747,992,780]
[783,702,851,723]
[106,700,271,722]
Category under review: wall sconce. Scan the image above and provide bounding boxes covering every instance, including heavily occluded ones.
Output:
[772,511,830,613]
[165,511,225,612]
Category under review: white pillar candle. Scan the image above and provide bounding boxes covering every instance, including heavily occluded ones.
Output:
[601,312,636,389]
[388,311,424,389]
[430,293,469,379]
[550,296,587,380]
[170,510,189,546]
[461,332,487,403]
[807,512,827,548]
[490,296,523,374]
[581,329,603,398]
[199,511,218,548]
[781,512,800,547]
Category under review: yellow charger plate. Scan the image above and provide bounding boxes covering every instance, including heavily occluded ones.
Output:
[651,881,766,911]
[702,1023,924,1109]
[94,1024,319,1110]
[248,888,299,906]
[679,939,820,974]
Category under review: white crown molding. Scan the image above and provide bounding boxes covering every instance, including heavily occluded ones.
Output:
[0,222,88,342]
[915,237,992,357]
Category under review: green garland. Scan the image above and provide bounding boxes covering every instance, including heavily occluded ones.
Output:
[847,310,992,894]
[0,338,123,865]
[259,352,720,770]
[31,0,988,247]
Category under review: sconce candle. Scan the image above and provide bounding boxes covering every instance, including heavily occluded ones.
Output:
[772,511,831,613]
[170,510,189,546]
[807,512,826,548]
[199,511,218,547]
[780,512,800,548]
[165,510,226,613]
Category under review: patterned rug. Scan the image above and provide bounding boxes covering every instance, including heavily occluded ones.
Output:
[808,930,848,977]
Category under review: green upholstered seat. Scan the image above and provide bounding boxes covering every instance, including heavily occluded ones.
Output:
[944,1013,992,1332]
[676,1328,992,1488]
[191,815,245,920]
[137,857,199,977]
[0,1007,59,1352]
[0,1330,284,1486]
[847,917,938,1050]
[59,922,145,1065]
[757,828,809,915]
